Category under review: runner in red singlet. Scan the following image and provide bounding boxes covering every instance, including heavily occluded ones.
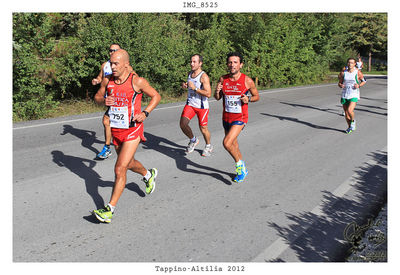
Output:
[92,49,161,223]
[92,43,137,160]
[214,52,259,183]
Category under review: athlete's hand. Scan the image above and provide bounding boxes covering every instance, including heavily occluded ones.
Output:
[214,82,223,100]
[188,81,196,91]
[105,96,115,106]
[216,82,223,92]
[354,84,360,89]
[182,82,188,89]
[338,83,344,88]
[132,112,146,123]
[241,94,250,104]
[92,78,101,85]
[105,91,115,106]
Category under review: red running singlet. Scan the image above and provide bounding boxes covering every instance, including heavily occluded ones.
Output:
[106,73,146,145]
[221,73,249,124]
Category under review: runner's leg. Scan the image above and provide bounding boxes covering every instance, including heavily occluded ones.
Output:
[347,101,357,123]
[109,137,141,206]
[103,114,112,146]
[342,103,351,127]
[223,124,245,162]
[199,125,211,145]
[198,109,211,144]
[180,116,194,140]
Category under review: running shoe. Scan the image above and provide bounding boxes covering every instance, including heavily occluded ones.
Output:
[345,127,353,134]
[350,120,356,131]
[201,145,213,157]
[143,168,158,194]
[97,145,112,159]
[233,161,248,183]
[93,205,113,223]
[186,138,199,153]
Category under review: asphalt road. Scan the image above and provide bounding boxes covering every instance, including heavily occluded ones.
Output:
[13,77,387,262]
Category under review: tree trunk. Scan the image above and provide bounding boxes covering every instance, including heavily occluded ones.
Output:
[368,51,372,72]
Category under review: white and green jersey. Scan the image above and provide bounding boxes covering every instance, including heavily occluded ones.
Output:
[342,69,360,100]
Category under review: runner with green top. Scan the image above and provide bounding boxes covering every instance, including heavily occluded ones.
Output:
[338,58,366,134]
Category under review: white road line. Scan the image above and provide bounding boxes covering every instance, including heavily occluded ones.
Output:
[251,146,387,262]
[13,83,337,131]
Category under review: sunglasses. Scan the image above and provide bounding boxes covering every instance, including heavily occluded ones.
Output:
[109,49,118,53]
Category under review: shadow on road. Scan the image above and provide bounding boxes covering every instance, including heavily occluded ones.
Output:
[52,150,110,209]
[266,150,387,262]
[279,102,341,116]
[142,132,235,185]
[51,150,146,223]
[354,106,387,117]
[361,96,387,104]
[61,125,104,156]
[260,113,344,133]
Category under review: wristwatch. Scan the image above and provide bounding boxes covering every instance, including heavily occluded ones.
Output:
[142,110,149,117]
[247,94,252,103]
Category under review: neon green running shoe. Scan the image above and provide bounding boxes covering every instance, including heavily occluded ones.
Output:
[143,168,158,195]
[233,161,248,183]
[93,205,113,223]
[345,127,353,134]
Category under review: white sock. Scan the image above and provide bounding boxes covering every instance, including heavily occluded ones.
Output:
[236,160,243,166]
[190,136,197,143]
[205,144,211,148]
[144,170,151,181]
[107,203,115,213]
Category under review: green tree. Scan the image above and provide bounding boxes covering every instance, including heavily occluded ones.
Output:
[12,12,387,121]
[13,13,59,120]
[193,13,233,85]
[349,13,387,71]
[129,13,193,95]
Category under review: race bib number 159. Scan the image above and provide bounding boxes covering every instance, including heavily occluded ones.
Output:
[225,95,242,113]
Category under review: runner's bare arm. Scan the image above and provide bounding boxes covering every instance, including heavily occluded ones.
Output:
[92,62,107,85]
[338,71,344,88]
[356,71,366,88]
[242,76,259,103]
[214,76,224,100]
[132,76,161,123]
[188,73,212,98]
[199,73,212,98]
[94,76,110,105]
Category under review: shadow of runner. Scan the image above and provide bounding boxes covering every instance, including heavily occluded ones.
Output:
[280,101,341,116]
[51,150,145,208]
[61,125,104,156]
[142,132,235,185]
[260,113,344,133]
[266,150,387,262]
[353,107,387,117]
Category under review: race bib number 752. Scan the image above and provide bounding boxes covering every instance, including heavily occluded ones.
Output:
[109,106,129,129]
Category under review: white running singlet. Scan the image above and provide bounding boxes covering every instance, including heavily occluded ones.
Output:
[186,71,209,109]
[342,69,360,100]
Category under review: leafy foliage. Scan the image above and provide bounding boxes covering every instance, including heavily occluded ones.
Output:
[12,13,387,121]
